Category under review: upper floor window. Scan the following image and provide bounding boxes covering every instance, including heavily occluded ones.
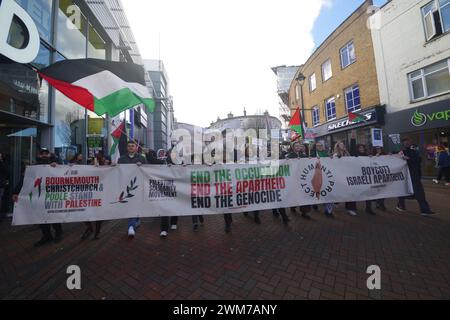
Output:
[340,41,356,68]
[309,73,317,91]
[295,84,301,101]
[345,85,361,113]
[325,97,336,121]
[322,59,333,82]
[408,58,450,100]
[422,0,450,41]
[312,106,320,126]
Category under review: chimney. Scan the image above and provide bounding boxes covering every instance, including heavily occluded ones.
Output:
[227,112,234,119]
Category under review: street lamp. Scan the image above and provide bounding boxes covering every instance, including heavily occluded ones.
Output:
[295,73,307,127]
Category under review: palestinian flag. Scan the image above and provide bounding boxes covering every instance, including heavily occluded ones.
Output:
[38,59,155,117]
[348,111,366,123]
[289,107,305,140]
[110,119,125,164]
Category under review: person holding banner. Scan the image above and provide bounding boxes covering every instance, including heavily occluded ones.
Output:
[311,142,334,217]
[396,138,435,216]
[349,143,376,216]
[333,141,358,216]
[287,141,312,220]
[118,141,148,238]
[80,152,108,241]
[12,148,63,247]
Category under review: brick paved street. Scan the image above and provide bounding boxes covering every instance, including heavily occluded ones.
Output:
[1,181,450,300]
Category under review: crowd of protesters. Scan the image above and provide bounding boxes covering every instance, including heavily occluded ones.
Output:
[4,134,447,248]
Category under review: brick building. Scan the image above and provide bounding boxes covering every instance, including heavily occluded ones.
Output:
[288,0,385,151]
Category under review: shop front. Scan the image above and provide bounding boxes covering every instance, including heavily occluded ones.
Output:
[312,105,386,154]
[385,98,450,177]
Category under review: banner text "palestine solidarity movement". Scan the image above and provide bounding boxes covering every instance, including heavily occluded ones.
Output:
[13,157,414,226]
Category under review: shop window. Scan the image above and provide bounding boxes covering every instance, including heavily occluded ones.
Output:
[422,0,450,41]
[322,59,332,82]
[0,44,50,123]
[340,41,356,69]
[408,59,450,100]
[325,97,336,121]
[345,85,361,113]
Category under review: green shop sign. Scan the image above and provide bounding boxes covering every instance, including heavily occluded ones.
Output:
[411,108,450,127]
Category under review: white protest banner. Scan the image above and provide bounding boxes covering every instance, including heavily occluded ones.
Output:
[13,157,413,226]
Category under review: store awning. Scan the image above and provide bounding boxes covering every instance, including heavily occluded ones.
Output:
[0,110,53,128]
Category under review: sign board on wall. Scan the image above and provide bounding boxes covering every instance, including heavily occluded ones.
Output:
[0,0,40,63]
[371,128,384,147]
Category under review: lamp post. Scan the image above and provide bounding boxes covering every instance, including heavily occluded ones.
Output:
[295,73,306,128]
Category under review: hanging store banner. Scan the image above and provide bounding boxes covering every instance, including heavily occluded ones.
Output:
[13,157,413,226]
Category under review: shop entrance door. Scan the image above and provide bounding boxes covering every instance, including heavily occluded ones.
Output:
[0,125,39,215]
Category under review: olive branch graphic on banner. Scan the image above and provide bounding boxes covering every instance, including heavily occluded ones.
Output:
[111,177,138,204]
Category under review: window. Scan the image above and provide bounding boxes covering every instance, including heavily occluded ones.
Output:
[422,0,450,41]
[325,97,336,121]
[340,41,356,68]
[56,0,87,59]
[408,59,450,100]
[322,59,332,82]
[345,85,361,113]
[312,107,320,126]
[309,73,316,91]
[14,0,53,42]
[88,24,106,59]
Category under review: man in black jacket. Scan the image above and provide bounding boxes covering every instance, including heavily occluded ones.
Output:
[396,138,435,216]
[118,141,148,237]
[12,148,63,247]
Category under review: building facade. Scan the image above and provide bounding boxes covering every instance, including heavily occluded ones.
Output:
[288,0,384,151]
[209,111,282,132]
[0,0,147,213]
[144,59,173,151]
[371,0,450,176]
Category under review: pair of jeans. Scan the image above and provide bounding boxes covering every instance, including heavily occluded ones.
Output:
[224,214,232,226]
[346,201,372,211]
[128,218,140,229]
[272,208,289,222]
[40,224,62,240]
[192,215,204,225]
[324,203,334,214]
[161,216,178,232]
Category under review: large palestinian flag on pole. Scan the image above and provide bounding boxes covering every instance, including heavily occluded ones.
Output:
[38,59,155,117]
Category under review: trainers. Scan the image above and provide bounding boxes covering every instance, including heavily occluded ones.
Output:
[347,210,357,216]
[396,206,406,213]
[193,224,199,232]
[445,183,450,187]
[432,179,439,184]
[421,212,437,217]
[366,209,376,215]
[128,226,136,238]
[160,231,168,238]
[325,212,334,218]
[171,225,177,230]
[34,237,53,248]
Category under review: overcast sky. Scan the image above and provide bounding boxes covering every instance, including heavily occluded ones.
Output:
[122,0,336,128]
